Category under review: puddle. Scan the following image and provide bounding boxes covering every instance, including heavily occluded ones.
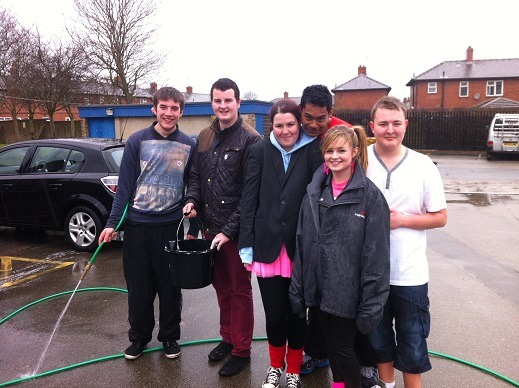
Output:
[446,193,514,207]
[0,251,82,289]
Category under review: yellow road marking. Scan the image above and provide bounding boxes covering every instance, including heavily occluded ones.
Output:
[0,256,75,288]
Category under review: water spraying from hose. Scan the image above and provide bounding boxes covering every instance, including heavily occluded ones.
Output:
[31,204,128,375]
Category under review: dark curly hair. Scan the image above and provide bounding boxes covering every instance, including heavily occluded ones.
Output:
[300,84,333,112]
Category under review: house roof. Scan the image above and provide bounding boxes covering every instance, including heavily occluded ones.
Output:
[184,93,211,103]
[332,74,391,92]
[406,58,519,85]
[270,97,302,105]
[473,96,519,109]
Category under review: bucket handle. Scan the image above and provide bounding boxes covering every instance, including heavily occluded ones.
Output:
[175,214,207,251]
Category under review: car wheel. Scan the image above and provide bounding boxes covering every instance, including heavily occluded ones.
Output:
[65,206,102,252]
[486,152,493,161]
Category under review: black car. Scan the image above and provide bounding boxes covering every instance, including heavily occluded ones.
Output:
[0,138,125,251]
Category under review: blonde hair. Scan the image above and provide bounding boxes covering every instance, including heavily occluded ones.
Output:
[321,125,369,172]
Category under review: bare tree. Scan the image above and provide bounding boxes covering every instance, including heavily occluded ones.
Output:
[31,33,89,137]
[71,0,163,103]
[0,9,32,141]
[243,91,258,100]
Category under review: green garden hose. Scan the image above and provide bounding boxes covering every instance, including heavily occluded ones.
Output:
[80,203,128,281]
[0,287,517,387]
[1,203,517,387]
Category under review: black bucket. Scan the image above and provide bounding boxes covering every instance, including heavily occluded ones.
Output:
[165,218,214,289]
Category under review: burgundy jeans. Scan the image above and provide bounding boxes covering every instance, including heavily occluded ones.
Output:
[207,234,254,357]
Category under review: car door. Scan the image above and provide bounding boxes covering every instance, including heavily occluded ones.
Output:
[0,145,31,226]
[19,145,77,227]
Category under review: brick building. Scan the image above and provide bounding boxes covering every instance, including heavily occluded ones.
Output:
[331,66,391,110]
[407,46,519,109]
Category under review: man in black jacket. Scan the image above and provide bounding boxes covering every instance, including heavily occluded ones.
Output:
[183,78,261,377]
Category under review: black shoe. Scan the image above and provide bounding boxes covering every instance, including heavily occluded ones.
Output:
[360,366,380,388]
[208,341,233,361]
[300,353,329,375]
[218,355,250,376]
[163,340,181,359]
[124,341,146,360]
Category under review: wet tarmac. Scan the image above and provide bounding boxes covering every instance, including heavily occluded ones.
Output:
[1,154,518,387]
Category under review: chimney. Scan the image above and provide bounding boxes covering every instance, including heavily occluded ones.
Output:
[284,91,289,99]
[186,86,193,95]
[150,82,157,93]
[466,46,473,62]
[358,65,367,75]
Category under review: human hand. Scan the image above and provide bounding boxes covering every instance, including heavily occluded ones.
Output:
[210,233,230,250]
[186,234,197,240]
[98,227,116,244]
[182,203,197,218]
[389,208,405,229]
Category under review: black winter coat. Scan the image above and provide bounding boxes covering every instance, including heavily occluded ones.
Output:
[184,116,261,239]
[238,137,323,262]
[289,163,390,334]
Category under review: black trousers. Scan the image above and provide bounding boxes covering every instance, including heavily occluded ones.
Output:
[306,307,376,367]
[312,307,361,387]
[257,276,305,349]
[123,220,182,343]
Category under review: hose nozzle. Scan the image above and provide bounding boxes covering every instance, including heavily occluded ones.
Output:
[80,262,93,281]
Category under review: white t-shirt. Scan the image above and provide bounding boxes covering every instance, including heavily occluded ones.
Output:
[367,145,447,286]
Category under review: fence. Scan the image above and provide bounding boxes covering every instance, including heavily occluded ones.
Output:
[334,108,519,151]
[0,120,83,144]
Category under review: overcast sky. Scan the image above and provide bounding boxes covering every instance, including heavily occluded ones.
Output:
[3,0,518,102]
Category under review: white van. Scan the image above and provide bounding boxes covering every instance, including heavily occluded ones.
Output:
[486,113,519,160]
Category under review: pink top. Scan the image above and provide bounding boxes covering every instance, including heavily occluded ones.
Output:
[332,179,348,199]
[331,162,355,199]
[245,244,293,278]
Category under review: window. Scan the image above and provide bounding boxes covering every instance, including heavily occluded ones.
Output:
[28,146,71,173]
[459,81,469,97]
[65,150,86,173]
[0,147,29,174]
[428,82,437,94]
[487,81,503,96]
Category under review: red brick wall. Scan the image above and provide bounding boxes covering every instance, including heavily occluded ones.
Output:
[333,90,389,110]
[410,79,519,109]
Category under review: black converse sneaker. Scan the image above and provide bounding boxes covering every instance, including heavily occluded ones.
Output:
[163,340,181,359]
[262,366,283,388]
[285,373,301,388]
[124,341,145,360]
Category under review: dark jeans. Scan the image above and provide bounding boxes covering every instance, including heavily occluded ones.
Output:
[367,284,432,374]
[123,220,183,343]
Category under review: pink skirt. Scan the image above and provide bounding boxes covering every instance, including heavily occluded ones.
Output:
[245,244,293,278]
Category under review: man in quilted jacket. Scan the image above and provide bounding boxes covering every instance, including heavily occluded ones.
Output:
[183,78,261,377]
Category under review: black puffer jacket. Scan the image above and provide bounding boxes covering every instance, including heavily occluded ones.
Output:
[289,163,390,334]
[185,116,261,239]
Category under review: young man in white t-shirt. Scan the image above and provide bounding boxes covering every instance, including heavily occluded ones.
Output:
[366,96,447,388]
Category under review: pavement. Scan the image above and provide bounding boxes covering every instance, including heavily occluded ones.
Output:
[0,155,518,388]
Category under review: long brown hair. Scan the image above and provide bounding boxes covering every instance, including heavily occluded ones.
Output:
[321,125,369,172]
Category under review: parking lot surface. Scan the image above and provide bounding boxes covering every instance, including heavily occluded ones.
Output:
[1,154,518,387]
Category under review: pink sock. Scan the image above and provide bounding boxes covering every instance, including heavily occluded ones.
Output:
[332,382,345,388]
